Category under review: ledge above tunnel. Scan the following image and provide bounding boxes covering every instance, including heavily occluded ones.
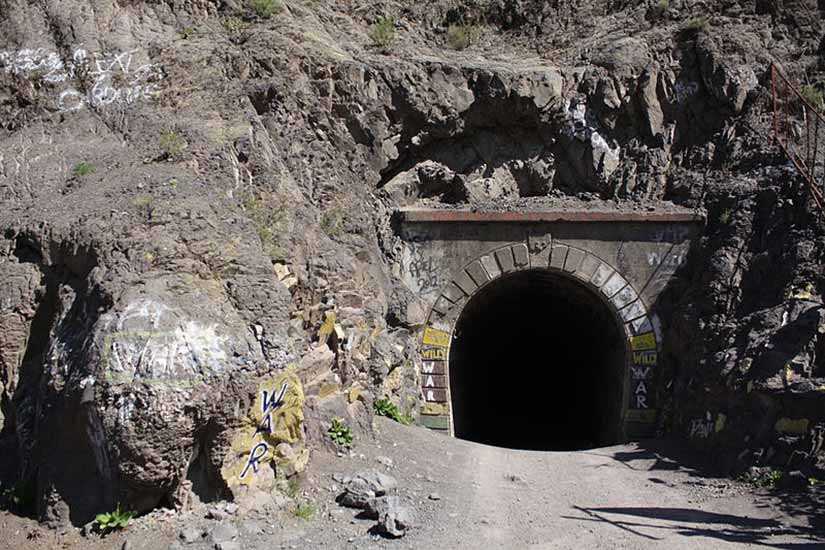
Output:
[396,206,704,224]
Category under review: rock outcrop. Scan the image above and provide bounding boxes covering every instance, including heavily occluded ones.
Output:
[0,0,823,525]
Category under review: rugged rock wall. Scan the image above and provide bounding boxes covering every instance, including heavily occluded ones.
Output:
[0,0,823,524]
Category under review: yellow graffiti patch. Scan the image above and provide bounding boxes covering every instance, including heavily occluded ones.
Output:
[221,369,306,486]
[422,327,451,348]
[630,332,657,351]
[775,417,809,435]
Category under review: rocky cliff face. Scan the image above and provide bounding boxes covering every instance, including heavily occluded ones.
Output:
[0,0,823,525]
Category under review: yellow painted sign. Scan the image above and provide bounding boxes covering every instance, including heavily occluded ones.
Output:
[633,351,658,365]
[630,332,657,351]
[422,347,447,360]
[422,327,451,348]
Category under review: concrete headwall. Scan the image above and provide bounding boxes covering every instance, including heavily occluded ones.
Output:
[395,208,704,440]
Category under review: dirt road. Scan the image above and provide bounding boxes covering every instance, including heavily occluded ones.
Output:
[1,418,822,549]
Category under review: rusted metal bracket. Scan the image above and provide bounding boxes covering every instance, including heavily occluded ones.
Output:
[771,64,825,212]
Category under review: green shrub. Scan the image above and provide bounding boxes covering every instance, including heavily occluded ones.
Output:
[251,0,282,18]
[800,84,824,109]
[762,471,783,488]
[159,131,187,160]
[447,24,472,50]
[133,194,154,210]
[685,16,709,32]
[740,469,784,489]
[374,397,413,424]
[94,504,135,534]
[293,503,315,520]
[718,208,732,225]
[133,194,155,219]
[320,207,343,237]
[223,16,249,36]
[328,417,353,447]
[72,161,95,177]
[370,17,395,49]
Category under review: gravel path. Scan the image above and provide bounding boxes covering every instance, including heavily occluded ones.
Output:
[1,418,822,549]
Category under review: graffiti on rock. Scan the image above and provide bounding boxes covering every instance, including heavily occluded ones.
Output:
[646,251,685,268]
[221,371,307,487]
[255,382,289,436]
[674,81,699,104]
[103,301,228,382]
[688,413,726,438]
[400,245,442,296]
[241,382,288,479]
[421,347,447,361]
[0,48,164,112]
[650,225,690,244]
[629,330,658,410]
[689,415,714,439]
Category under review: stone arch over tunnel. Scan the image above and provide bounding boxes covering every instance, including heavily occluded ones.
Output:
[448,269,627,451]
[418,241,663,445]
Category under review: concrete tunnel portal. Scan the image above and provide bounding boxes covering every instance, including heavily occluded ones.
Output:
[400,208,704,447]
[449,269,626,451]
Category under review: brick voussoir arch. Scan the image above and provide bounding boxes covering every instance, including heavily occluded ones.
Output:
[417,240,661,436]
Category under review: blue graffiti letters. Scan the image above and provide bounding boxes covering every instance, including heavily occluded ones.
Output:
[239,442,269,480]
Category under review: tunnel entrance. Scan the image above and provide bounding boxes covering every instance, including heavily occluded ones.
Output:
[449,269,627,451]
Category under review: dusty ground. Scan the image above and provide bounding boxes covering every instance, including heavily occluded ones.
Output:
[1,418,822,550]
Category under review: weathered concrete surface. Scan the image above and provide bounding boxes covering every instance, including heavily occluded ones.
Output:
[396,207,704,440]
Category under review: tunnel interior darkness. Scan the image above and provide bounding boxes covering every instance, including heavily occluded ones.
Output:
[449,269,627,451]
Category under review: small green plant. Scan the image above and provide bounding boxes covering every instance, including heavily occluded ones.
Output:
[179,27,196,39]
[370,17,395,50]
[800,84,824,109]
[72,161,95,178]
[374,397,413,424]
[93,504,135,534]
[133,193,155,219]
[719,208,732,225]
[133,193,154,209]
[159,131,187,160]
[651,0,669,18]
[743,470,783,488]
[223,16,249,36]
[250,0,282,18]
[447,24,472,50]
[327,417,353,447]
[685,16,709,32]
[286,476,300,497]
[320,207,343,237]
[808,477,822,487]
[293,503,315,520]
[244,194,285,259]
[763,470,783,488]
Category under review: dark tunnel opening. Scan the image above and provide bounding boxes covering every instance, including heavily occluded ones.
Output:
[449,269,627,451]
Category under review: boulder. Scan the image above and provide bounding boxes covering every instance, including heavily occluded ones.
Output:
[338,470,398,513]
[371,495,415,538]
